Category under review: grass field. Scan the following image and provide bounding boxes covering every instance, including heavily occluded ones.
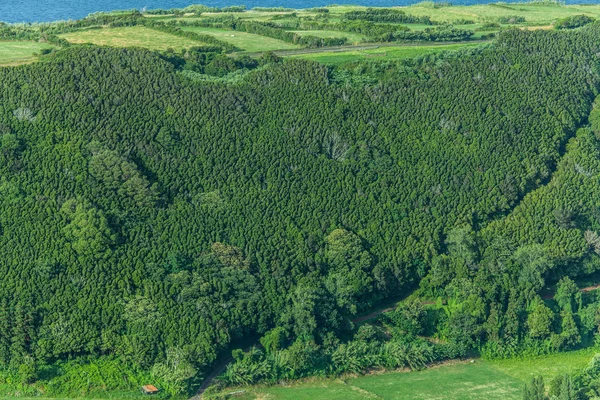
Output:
[179,26,300,52]
[60,26,204,50]
[0,41,54,66]
[400,3,600,25]
[167,4,600,27]
[288,30,365,44]
[141,4,600,58]
[289,42,484,65]
[208,348,599,400]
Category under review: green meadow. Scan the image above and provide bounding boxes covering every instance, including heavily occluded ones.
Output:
[0,41,54,66]
[59,26,203,50]
[288,30,365,44]
[207,348,599,400]
[290,42,484,65]
[401,3,600,26]
[179,26,300,52]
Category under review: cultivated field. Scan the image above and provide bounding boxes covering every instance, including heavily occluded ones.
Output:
[143,3,600,64]
[290,42,483,65]
[179,26,300,52]
[59,26,204,50]
[0,41,54,66]
[401,3,600,25]
[288,30,365,44]
[164,4,600,29]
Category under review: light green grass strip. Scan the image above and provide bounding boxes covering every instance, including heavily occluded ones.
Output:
[180,26,300,52]
[60,26,204,50]
[0,41,54,66]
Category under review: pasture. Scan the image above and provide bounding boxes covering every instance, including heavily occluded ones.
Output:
[289,42,484,65]
[179,26,300,52]
[207,347,599,400]
[288,30,365,44]
[59,26,203,50]
[0,41,54,66]
[401,3,600,25]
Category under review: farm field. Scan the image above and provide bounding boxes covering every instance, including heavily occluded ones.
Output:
[59,26,204,50]
[179,26,300,52]
[0,41,54,66]
[138,3,600,59]
[208,348,599,400]
[290,42,484,65]
[401,3,600,25]
[288,30,365,44]
[165,4,600,27]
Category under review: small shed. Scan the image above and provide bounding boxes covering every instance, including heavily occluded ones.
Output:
[141,385,159,395]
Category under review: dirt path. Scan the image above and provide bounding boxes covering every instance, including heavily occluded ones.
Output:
[352,306,397,324]
[190,355,233,400]
[542,283,600,299]
[580,284,600,292]
[192,344,254,400]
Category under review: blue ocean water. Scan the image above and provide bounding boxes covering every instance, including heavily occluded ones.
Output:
[0,0,596,24]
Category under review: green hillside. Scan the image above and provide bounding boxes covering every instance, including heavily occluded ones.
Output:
[2,3,600,400]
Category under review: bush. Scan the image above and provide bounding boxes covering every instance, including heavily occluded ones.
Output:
[554,15,595,30]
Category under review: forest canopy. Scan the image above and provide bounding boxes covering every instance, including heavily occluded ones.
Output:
[1,14,600,398]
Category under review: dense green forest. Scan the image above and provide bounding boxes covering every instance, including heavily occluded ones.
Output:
[3,5,600,399]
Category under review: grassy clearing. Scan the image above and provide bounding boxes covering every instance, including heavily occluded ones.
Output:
[210,348,599,400]
[179,26,299,52]
[59,26,203,50]
[490,347,598,386]
[0,41,54,66]
[289,42,483,65]
[288,30,365,44]
[401,4,600,25]
[349,361,523,400]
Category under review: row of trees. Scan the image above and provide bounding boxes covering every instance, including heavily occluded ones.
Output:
[343,8,435,25]
[218,325,466,387]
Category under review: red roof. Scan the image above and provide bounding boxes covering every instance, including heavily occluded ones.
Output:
[142,385,159,393]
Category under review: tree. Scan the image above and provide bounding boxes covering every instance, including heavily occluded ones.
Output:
[123,295,161,326]
[88,145,157,207]
[585,354,600,379]
[555,277,581,313]
[291,280,320,340]
[17,356,37,384]
[388,299,427,337]
[61,199,116,258]
[523,375,545,400]
[325,229,373,315]
[151,347,196,395]
[445,225,478,268]
[550,374,576,400]
[553,208,575,229]
[211,242,249,269]
[553,311,581,350]
[513,245,552,303]
[260,326,287,354]
[446,311,483,348]
[527,299,554,339]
